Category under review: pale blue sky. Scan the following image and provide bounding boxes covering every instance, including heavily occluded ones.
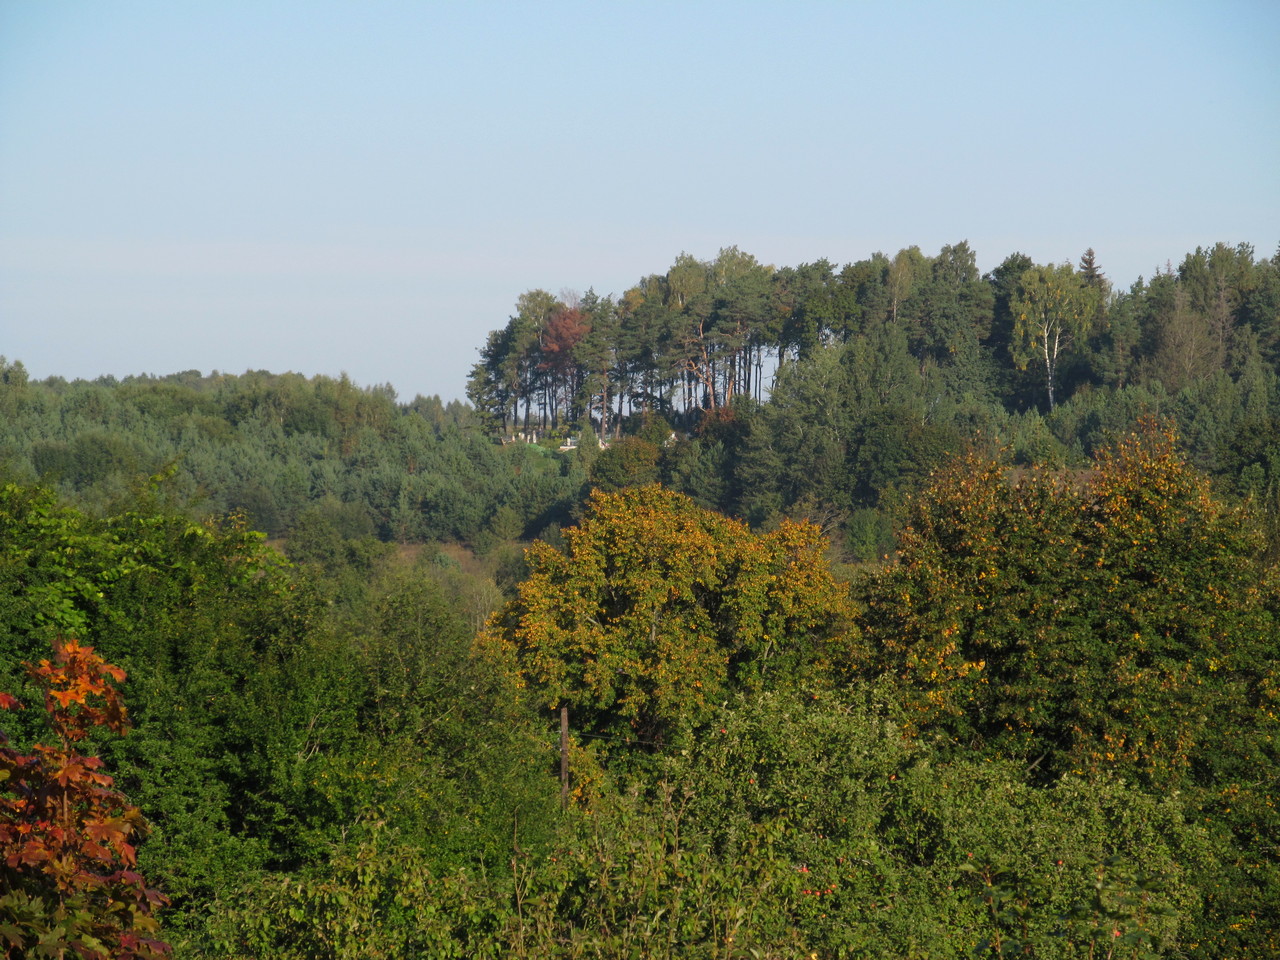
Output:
[2,1,1277,402]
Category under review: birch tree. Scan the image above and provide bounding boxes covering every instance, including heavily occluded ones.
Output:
[1009,262,1099,409]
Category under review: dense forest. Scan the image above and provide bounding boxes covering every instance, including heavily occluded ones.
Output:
[1,239,1278,958]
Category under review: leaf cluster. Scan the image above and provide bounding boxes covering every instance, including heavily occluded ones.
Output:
[1,640,170,960]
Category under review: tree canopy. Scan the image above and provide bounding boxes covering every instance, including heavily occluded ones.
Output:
[478,485,859,753]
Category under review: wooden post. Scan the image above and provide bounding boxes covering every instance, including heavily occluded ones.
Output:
[559,705,569,809]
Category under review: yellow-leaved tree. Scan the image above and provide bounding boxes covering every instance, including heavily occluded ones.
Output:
[477,485,859,757]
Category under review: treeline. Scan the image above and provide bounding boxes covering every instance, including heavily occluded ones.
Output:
[469,240,1280,560]
[467,241,1280,429]
[2,242,1279,570]
[0,365,583,550]
[3,426,1277,957]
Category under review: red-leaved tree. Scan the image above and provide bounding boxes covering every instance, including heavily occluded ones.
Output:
[0,639,169,960]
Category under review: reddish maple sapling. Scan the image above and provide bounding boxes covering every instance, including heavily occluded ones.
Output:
[0,638,170,960]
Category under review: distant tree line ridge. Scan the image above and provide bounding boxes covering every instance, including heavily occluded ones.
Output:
[0,238,1277,563]
[0,364,591,560]
[467,240,1280,558]
[466,241,1280,431]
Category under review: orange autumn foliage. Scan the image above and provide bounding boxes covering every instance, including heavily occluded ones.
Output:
[0,639,169,960]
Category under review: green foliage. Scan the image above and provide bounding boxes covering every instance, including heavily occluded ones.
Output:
[0,370,577,550]
[1056,858,1180,960]
[857,424,1280,954]
[205,794,800,960]
[589,436,661,491]
[12,493,316,922]
[660,688,1205,959]
[5,236,1278,571]
[859,425,1275,784]
[255,568,558,873]
[203,821,488,960]
[199,684,1221,959]
[0,476,569,949]
[1010,262,1103,409]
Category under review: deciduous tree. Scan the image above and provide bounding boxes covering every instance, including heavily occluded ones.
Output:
[477,485,859,753]
[859,424,1276,789]
[1,639,169,959]
[1010,262,1100,409]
